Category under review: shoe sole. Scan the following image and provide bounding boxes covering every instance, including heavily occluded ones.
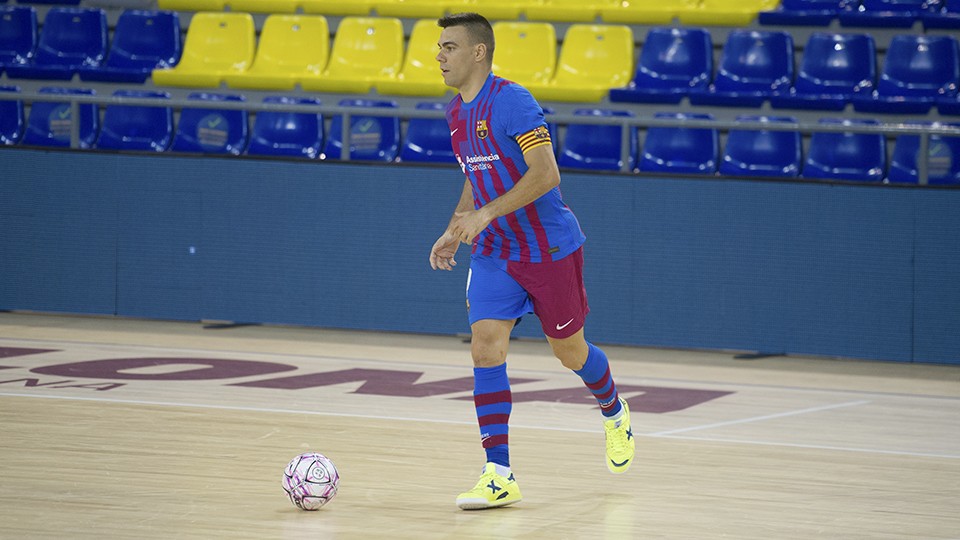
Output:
[456,497,521,510]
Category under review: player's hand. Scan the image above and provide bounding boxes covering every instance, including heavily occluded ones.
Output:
[429,231,460,271]
[451,209,492,245]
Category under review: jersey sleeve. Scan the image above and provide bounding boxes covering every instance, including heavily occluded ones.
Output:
[497,84,553,155]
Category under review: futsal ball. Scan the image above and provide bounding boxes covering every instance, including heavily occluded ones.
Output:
[282,452,340,510]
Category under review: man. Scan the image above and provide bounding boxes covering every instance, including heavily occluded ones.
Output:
[428,12,635,510]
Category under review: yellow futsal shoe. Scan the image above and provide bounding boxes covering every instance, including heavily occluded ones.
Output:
[456,463,522,510]
[604,398,635,474]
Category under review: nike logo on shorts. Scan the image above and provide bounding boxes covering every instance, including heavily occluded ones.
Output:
[556,318,575,331]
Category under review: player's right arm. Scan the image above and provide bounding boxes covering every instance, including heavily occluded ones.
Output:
[430,178,474,271]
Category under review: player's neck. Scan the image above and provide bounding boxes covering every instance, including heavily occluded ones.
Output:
[458,70,492,104]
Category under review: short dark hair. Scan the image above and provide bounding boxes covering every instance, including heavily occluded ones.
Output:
[437,12,495,61]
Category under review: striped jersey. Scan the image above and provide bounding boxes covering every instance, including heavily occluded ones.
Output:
[445,73,585,263]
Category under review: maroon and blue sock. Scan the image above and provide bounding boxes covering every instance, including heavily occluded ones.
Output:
[574,343,623,418]
[473,363,512,468]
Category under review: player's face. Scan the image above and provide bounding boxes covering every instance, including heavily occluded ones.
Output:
[436,25,478,89]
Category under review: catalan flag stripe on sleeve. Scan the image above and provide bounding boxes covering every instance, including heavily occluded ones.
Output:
[516,126,551,154]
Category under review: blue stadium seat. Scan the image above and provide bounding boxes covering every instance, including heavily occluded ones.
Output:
[170,93,248,155]
[639,112,718,174]
[771,32,876,111]
[0,6,37,74]
[802,118,886,182]
[22,86,98,148]
[95,90,173,152]
[247,96,324,159]
[720,115,801,178]
[557,109,637,171]
[922,0,960,28]
[4,7,106,80]
[689,30,793,107]
[759,0,854,25]
[17,0,81,4]
[399,102,456,164]
[0,85,23,145]
[839,0,938,27]
[853,35,960,114]
[888,123,960,185]
[79,10,181,84]
[609,27,712,105]
[323,99,400,162]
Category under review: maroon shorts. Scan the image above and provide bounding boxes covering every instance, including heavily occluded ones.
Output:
[466,247,589,339]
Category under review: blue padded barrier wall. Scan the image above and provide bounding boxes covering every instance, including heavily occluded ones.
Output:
[0,149,957,364]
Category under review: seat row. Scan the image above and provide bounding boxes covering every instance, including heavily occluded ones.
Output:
[612,28,960,115]
[1,86,957,185]
[760,0,960,29]
[158,0,779,26]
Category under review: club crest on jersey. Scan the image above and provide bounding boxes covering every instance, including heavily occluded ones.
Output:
[476,120,488,139]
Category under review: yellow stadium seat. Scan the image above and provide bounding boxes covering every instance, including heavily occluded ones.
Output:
[301,0,377,16]
[526,24,633,102]
[157,0,226,10]
[600,0,698,24]
[525,0,621,22]
[225,0,300,13]
[490,22,556,87]
[679,0,779,26]
[224,15,329,91]
[473,0,545,20]
[300,17,404,94]
[376,19,452,97]
[152,12,255,88]
[377,0,461,18]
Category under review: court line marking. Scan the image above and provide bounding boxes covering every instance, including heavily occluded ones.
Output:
[2,391,957,460]
[3,336,959,402]
[648,400,872,436]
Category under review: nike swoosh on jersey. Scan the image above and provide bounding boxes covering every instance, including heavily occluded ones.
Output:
[450,128,459,136]
[556,318,575,331]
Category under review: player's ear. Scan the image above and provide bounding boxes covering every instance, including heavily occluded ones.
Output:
[474,42,487,64]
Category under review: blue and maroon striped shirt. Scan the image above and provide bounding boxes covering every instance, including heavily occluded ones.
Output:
[446,73,585,263]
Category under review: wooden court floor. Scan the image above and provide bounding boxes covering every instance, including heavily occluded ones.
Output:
[0,312,958,539]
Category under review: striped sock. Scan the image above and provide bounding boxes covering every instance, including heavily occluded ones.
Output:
[574,343,623,418]
[473,363,512,468]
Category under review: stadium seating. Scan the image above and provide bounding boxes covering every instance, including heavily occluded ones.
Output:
[770,32,876,111]
[680,0,780,26]
[22,87,98,149]
[225,0,300,12]
[720,115,802,178]
[78,10,181,84]
[0,6,37,74]
[489,21,556,88]
[471,0,546,20]
[157,0,226,10]
[170,93,249,155]
[377,0,469,18]
[600,0,698,24]
[639,112,718,174]
[888,123,960,184]
[300,17,403,94]
[802,118,886,182]
[151,12,255,88]
[95,90,173,152]
[526,0,620,23]
[690,29,794,107]
[608,27,713,104]
[301,0,377,16]
[853,34,959,114]
[839,0,938,27]
[399,102,456,164]
[0,85,23,145]
[922,0,960,28]
[557,109,637,171]
[247,96,324,159]
[224,15,329,91]
[376,18,450,97]
[526,24,633,103]
[759,0,854,26]
[4,7,106,80]
[323,99,400,162]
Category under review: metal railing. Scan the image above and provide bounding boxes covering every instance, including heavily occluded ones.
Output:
[3,91,960,185]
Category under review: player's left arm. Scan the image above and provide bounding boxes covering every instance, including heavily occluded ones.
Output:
[451,143,560,244]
